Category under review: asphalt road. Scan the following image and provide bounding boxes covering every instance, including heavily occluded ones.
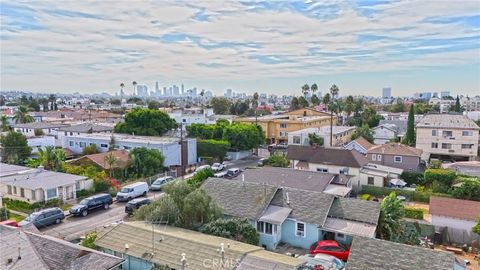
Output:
[40,157,261,242]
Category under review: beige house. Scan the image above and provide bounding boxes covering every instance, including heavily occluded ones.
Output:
[235,108,334,144]
[0,163,92,203]
[416,114,479,161]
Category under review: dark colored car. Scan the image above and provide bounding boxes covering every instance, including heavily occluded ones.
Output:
[224,168,241,179]
[310,240,350,261]
[69,193,113,217]
[125,198,151,215]
[19,207,64,228]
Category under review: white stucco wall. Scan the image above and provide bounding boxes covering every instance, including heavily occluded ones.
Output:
[431,215,476,232]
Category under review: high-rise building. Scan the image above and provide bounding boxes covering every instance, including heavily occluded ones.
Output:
[135,85,149,97]
[181,84,184,95]
[163,87,167,96]
[155,81,159,92]
[440,91,450,98]
[382,87,391,98]
[173,85,179,96]
[224,89,233,98]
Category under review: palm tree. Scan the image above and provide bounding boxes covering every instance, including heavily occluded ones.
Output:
[0,115,10,131]
[322,93,331,108]
[344,95,354,121]
[104,152,118,177]
[311,83,318,96]
[330,84,339,99]
[199,89,205,108]
[329,84,340,147]
[37,146,65,171]
[301,84,310,99]
[13,105,34,124]
[132,81,137,96]
[48,94,56,111]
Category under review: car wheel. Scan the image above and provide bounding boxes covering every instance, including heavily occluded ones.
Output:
[143,191,147,196]
[82,210,88,217]
[104,204,109,209]
[55,218,61,224]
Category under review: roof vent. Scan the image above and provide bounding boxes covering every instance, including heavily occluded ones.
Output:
[286,192,290,205]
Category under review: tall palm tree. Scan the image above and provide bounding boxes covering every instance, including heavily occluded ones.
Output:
[13,105,34,124]
[301,84,310,99]
[48,94,56,111]
[330,84,339,99]
[329,84,340,147]
[132,81,137,96]
[322,93,331,108]
[0,115,10,131]
[104,152,118,177]
[345,95,354,121]
[199,89,205,108]
[311,83,318,96]
[37,146,65,171]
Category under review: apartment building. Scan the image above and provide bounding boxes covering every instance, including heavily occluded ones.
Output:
[235,108,334,144]
[416,114,479,161]
[287,126,355,146]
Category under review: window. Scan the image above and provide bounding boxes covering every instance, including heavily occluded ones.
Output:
[31,190,36,200]
[367,177,374,185]
[394,156,403,163]
[441,143,452,149]
[100,144,108,148]
[13,186,17,194]
[265,223,273,235]
[257,221,264,232]
[69,141,74,147]
[257,221,274,235]
[64,131,67,136]
[431,142,438,148]
[316,168,328,173]
[461,144,473,149]
[123,146,131,150]
[442,131,453,137]
[372,154,377,161]
[377,155,382,161]
[293,136,301,144]
[76,181,81,190]
[79,142,86,147]
[70,132,73,136]
[336,233,346,240]
[279,131,288,137]
[296,222,306,237]
[46,188,57,199]
[432,130,437,136]
[280,123,287,128]
[462,131,473,136]
[7,185,12,195]
[20,188,25,198]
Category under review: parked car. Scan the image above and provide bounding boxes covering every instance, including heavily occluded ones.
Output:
[0,220,19,227]
[257,158,267,167]
[298,254,345,270]
[19,207,64,228]
[69,193,113,217]
[194,165,211,174]
[224,155,232,161]
[116,182,149,202]
[310,240,350,261]
[224,168,241,179]
[214,171,227,178]
[211,162,225,172]
[150,176,175,191]
[125,198,151,215]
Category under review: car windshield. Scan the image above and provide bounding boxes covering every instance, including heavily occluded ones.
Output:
[120,187,133,193]
[79,198,91,205]
[332,258,345,270]
[212,163,220,166]
[24,213,40,221]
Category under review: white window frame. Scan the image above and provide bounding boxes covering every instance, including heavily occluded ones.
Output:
[394,156,403,163]
[377,154,382,161]
[372,154,377,161]
[295,221,306,238]
[316,168,328,173]
[46,188,57,199]
[367,176,375,185]
[293,136,301,144]
[69,141,74,147]
[462,131,472,136]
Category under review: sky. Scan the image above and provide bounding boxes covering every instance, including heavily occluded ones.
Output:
[1,0,480,96]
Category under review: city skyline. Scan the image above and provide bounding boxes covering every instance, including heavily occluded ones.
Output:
[1,1,479,96]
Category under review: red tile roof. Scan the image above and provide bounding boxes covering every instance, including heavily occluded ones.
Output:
[429,196,480,221]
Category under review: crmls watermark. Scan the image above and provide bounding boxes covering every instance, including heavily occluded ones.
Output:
[203,258,241,269]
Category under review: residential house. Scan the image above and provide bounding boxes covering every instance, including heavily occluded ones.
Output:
[33,110,123,124]
[346,236,464,270]
[94,221,304,270]
[416,114,479,161]
[430,196,480,244]
[167,107,214,126]
[372,124,398,144]
[344,136,375,155]
[58,123,113,137]
[14,122,69,138]
[69,150,130,171]
[367,143,423,171]
[62,133,197,168]
[287,126,355,147]
[232,167,353,197]
[1,224,123,270]
[0,163,92,203]
[359,163,403,188]
[235,108,334,144]
[201,178,380,250]
[443,161,480,177]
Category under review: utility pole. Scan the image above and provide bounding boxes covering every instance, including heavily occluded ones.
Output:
[179,123,185,179]
[330,106,333,147]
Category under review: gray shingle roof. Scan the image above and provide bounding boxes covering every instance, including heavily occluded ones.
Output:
[58,123,113,133]
[232,167,336,193]
[201,178,278,220]
[270,187,334,226]
[14,122,69,129]
[287,145,368,168]
[328,197,380,225]
[346,236,456,270]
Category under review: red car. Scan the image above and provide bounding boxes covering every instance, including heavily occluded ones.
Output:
[0,220,19,227]
[309,240,350,261]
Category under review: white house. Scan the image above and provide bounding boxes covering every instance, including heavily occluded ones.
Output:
[288,126,355,147]
[372,124,398,144]
[429,196,480,244]
[62,133,197,167]
[0,163,92,203]
[344,137,375,155]
[14,122,69,138]
[27,136,56,153]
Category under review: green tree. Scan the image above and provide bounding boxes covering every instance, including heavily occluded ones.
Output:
[290,97,300,110]
[266,153,289,167]
[308,133,324,146]
[451,180,480,201]
[377,192,405,240]
[197,139,230,161]
[310,83,318,98]
[37,146,65,171]
[110,99,121,106]
[351,124,374,143]
[361,106,383,128]
[201,218,259,245]
[128,147,165,177]
[454,95,461,112]
[310,94,320,105]
[147,100,161,110]
[387,98,407,113]
[298,96,309,108]
[13,105,34,124]
[0,115,10,131]
[473,217,480,235]
[104,152,118,177]
[223,123,265,151]
[187,168,214,188]
[162,181,194,212]
[344,95,354,120]
[114,108,177,136]
[301,84,310,98]
[81,232,97,249]
[82,144,98,155]
[183,189,222,228]
[230,100,249,115]
[134,195,180,225]
[402,104,415,146]
[108,134,117,151]
[0,208,10,221]
[322,93,331,107]
[0,131,32,164]
[210,97,232,115]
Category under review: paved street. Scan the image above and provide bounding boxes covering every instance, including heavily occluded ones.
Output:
[40,157,261,242]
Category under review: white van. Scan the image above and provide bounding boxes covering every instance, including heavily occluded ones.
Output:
[116,182,149,202]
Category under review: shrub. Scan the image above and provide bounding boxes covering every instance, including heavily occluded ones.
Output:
[401,171,424,186]
[361,185,451,203]
[34,129,44,136]
[76,189,94,198]
[201,218,259,245]
[451,180,480,201]
[187,168,214,188]
[197,140,230,161]
[3,198,61,213]
[359,194,370,200]
[0,208,10,221]
[93,178,111,192]
[266,153,289,167]
[404,207,424,219]
[81,232,97,249]
[424,169,456,186]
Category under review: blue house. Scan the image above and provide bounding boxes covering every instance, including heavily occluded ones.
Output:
[201,178,380,250]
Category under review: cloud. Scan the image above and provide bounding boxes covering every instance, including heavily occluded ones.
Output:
[0,0,479,95]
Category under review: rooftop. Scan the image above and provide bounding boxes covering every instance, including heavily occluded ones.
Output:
[58,123,113,133]
[287,145,368,168]
[348,136,375,151]
[288,125,355,136]
[67,132,192,144]
[14,122,69,129]
[346,236,457,270]
[429,196,480,221]
[71,150,130,169]
[0,163,87,190]
[368,143,423,157]
[416,114,480,129]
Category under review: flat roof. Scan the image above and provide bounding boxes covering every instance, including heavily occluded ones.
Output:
[289,126,355,136]
[416,114,479,129]
[67,133,193,144]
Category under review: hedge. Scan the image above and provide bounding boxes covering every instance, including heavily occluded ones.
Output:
[76,189,95,198]
[0,208,9,221]
[197,139,230,161]
[401,171,424,185]
[424,169,456,186]
[3,198,61,213]
[361,185,451,203]
[404,207,424,219]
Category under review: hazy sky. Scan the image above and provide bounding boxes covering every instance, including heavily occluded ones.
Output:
[1,0,480,96]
